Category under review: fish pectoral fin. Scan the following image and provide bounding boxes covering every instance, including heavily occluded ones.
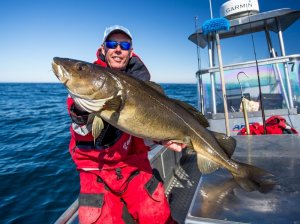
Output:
[109,111,120,122]
[92,115,104,142]
[103,95,122,111]
[210,131,236,158]
[196,154,220,174]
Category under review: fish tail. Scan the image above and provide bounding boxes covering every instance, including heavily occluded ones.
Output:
[231,162,276,193]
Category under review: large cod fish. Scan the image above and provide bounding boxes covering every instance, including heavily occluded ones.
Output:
[52,57,274,192]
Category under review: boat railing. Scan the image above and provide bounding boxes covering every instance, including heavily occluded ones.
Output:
[196,54,300,74]
[196,54,300,115]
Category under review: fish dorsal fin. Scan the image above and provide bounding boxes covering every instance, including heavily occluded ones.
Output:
[103,95,122,111]
[210,131,236,158]
[197,154,220,174]
[172,99,210,128]
[145,81,165,94]
[92,115,104,143]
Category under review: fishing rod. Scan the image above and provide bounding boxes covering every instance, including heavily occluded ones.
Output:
[247,12,267,134]
[194,16,205,114]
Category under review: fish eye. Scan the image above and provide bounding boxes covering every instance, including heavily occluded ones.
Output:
[75,63,87,71]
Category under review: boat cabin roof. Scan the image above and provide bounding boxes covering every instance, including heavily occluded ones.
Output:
[189,8,300,48]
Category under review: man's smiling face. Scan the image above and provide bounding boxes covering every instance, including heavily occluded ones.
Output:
[101,32,133,70]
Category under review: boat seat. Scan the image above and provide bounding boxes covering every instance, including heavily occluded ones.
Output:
[226,93,250,112]
[260,93,283,109]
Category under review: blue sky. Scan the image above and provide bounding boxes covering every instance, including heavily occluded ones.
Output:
[0,0,299,83]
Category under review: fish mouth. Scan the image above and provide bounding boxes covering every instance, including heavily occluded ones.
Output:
[52,61,70,85]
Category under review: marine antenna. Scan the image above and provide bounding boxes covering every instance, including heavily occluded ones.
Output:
[209,0,214,19]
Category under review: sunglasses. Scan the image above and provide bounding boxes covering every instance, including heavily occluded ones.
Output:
[105,41,131,50]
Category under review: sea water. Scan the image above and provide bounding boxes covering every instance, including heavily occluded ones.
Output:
[0,83,197,224]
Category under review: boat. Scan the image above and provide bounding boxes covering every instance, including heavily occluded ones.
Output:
[55,0,300,223]
[189,0,300,135]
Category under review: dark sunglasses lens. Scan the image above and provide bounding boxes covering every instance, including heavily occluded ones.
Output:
[120,42,131,50]
[105,41,118,49]
[105,41,131,50]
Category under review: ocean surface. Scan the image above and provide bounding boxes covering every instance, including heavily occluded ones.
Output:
[0,83,197,224]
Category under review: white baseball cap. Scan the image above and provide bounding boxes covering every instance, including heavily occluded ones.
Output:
[102,25,132,43]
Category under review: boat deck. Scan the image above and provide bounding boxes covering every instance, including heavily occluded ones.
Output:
[184,135,300,224]
[166,150,201,223]
[55,135,300,224]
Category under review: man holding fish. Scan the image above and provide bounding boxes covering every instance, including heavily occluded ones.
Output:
[65,25,182,224]
[53,24,274,224]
